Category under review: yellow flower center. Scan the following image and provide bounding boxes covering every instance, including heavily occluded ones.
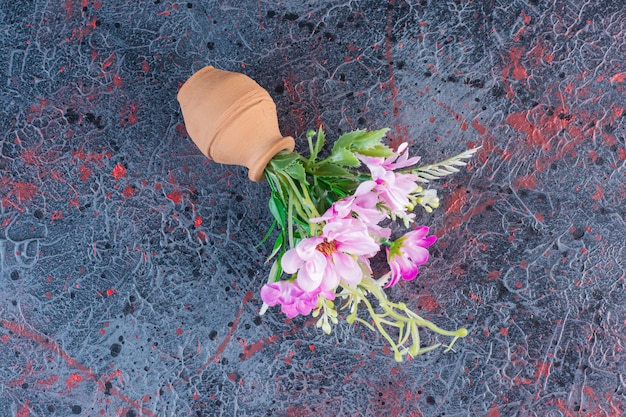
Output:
[316,238,338,255]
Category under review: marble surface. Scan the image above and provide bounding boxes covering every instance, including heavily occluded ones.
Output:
[1,1,625,416]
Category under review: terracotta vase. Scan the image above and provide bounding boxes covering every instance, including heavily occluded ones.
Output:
[177,66,295,181]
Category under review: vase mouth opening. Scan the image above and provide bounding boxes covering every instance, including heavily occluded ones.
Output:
[247,135,295,182]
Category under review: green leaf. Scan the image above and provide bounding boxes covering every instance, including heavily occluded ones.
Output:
[285,161,307,183]
[354,144,395,158]
[332,128,390,157]
[351,128,389,150]
[317,176,358,197]
[332,129,367,152]
[266,233,284,262]
[311,162,350,177]
[268,151,300,171]
[329,148,360,166]
[313,128,325,161]
[268,196,286,227]
[266,172,287,204]
[256,219,277,247]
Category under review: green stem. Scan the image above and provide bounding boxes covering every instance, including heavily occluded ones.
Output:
[287,192,295,249]
[279,172,309,220]
[340,277,468,361]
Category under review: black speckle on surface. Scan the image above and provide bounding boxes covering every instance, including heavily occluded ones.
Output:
[85,113,106,129]
[426,395,436,405]
[11,271,19,281]
[207,41,215,50]
[467,78,485,88]
[64,109,80,124]
[122,303,135,316]
[298,20,315,33]
[209,330,218,340]
[491,85,505,97]
[71,405,82,414]
[110,343,122,357]
[284,12,299,21]
[572,227,585,240]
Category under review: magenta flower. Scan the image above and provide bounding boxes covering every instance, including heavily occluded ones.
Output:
[260,280,334,318]
[385,226,437,287]
[281,218,379,292]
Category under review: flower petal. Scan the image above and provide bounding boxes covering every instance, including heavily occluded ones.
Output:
[297,253,327,291]
[404,245,430,266]
[408,226,429,240]
[355,180,376,196]
[281,303,300,318]
[296,237,324,260]
[260,283,283,306]
[281,248,303,274]
[320,262,340,291]
[331,252,363,286]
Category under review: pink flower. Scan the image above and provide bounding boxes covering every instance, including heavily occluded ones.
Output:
[282,218,379,292]
[356,165,419,218]
[385,226,437,287]
[261,280,334,318]
[355,143,421,220]
[311,192,389,239]
[358,142,421,171]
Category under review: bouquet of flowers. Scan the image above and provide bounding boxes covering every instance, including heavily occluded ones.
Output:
[258,127,475,361]
[177,66,476,362]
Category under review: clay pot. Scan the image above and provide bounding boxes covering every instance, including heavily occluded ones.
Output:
[177,66,295,181]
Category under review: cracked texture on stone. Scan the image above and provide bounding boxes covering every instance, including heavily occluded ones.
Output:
[1,1,625,416]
